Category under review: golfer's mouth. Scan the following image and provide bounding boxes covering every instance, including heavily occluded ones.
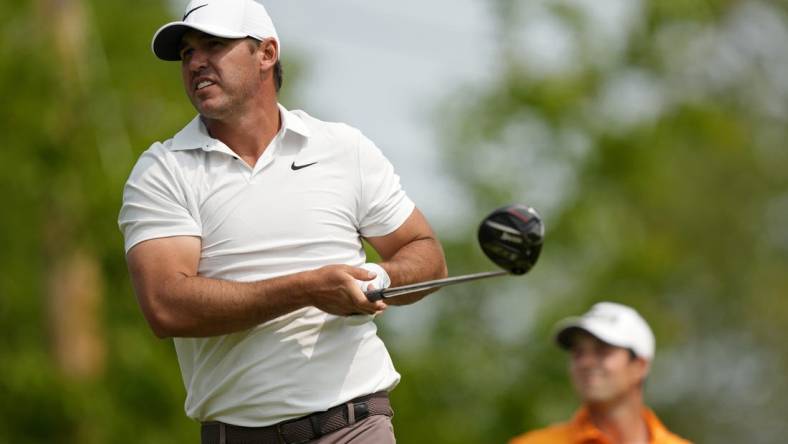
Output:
[579,371,605,384]
[194,79,217,91]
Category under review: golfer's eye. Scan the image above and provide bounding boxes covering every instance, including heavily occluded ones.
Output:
[208,39,225,49]
[180,47,193,59]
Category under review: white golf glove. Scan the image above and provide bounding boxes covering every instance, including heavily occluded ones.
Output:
[356,263,391,292]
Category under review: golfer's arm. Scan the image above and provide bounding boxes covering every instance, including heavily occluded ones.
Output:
[366,208,448,305]
[126,236,312,338]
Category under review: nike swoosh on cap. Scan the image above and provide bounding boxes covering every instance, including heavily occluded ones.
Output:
[291,161,318,171]
[183,4,208,20]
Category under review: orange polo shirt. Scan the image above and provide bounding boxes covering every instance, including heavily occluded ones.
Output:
[509,407,691,444]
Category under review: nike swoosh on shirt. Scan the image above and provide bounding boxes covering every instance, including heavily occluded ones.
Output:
[291,161,318,171]
[183,4,208,20]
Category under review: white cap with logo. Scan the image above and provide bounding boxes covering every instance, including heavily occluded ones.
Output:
[152,0,280,61]
[554,302,656,360]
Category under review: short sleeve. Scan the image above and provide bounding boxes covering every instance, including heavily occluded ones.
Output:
[356,134,415,237]
[118,144,201,252]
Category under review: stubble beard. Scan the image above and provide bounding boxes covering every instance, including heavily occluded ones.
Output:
[192,90,235,121]
[191,80,260,122]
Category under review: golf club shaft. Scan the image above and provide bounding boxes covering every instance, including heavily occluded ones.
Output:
[365,270,509,301]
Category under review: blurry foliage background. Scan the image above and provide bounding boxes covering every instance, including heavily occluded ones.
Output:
[2,0,788,443]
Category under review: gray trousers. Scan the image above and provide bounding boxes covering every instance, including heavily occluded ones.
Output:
[313,414,395,444]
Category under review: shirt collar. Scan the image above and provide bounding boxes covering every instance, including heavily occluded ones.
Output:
[570,407,608,443]
[169,103,311,153]
[569,406,669,444]
[278,103,311,138]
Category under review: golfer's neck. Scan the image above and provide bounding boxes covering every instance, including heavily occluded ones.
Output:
[203,101,281,167]
[587,393,649,444]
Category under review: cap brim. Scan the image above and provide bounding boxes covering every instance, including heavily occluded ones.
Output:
[554,317,625,351]
[152,21,247,61]
[555,318,586,350]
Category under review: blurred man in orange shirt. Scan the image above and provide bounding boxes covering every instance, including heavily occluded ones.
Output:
[510,302,691,444]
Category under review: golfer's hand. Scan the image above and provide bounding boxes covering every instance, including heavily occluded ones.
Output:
[306,265,387,316]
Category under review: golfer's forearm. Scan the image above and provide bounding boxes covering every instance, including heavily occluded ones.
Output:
[145,273,311,338]
[381,237,448,305]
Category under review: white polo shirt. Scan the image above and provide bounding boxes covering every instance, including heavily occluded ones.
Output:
[118,104,414,427]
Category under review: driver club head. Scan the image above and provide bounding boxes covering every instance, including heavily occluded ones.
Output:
[477,204,544,275]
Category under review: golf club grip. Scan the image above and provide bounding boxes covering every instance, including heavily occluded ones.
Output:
[365,270,509,301]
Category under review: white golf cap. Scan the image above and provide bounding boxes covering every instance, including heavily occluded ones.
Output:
[554,302,656,360]
[152,0,280,61]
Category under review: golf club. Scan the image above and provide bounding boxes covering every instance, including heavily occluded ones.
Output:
[365,204,544,301]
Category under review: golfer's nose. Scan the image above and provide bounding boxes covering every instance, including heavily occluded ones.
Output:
[572,349,596,368]
[187,48,209,72]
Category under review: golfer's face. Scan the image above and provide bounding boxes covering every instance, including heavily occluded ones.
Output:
[179,31,261,119]
[568,333,645,404]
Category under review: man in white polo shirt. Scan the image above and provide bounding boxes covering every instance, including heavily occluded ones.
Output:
[118,1,447,442]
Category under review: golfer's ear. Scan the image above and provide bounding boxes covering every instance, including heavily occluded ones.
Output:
[258,38,278,68]
[636,357,651,379]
